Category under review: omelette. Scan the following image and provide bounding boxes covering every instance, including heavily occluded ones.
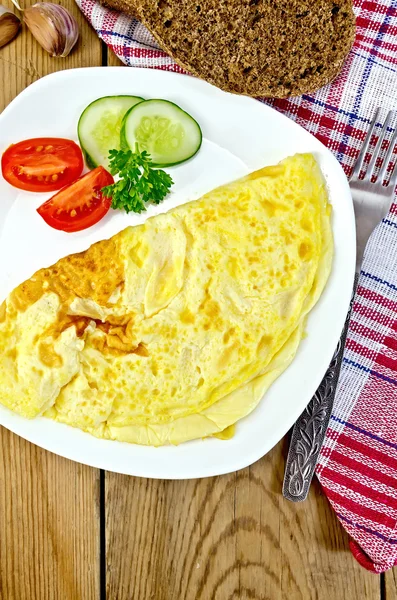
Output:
[0,154,333,446]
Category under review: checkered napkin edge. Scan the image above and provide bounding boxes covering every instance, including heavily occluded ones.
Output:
[75,0,397,573]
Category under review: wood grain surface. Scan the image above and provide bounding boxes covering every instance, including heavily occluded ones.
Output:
[105,439,381,600]
[0,1,102,599]
[0,0,102,108]
[0,428,100,600]
[107,49,124,66]
[0,5,394,598]
[386,570,397,600]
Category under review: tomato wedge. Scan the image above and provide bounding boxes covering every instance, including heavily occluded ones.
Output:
[1,138,83,192]
[37,167,114,233]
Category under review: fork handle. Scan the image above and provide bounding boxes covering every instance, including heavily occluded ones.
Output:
[282,273,358,502]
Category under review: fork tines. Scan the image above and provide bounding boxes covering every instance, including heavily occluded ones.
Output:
[351,108,397,187]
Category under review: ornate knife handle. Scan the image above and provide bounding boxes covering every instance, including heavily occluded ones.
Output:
[282,275,358,502]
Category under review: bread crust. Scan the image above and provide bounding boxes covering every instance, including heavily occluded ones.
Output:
[100,0,356,98]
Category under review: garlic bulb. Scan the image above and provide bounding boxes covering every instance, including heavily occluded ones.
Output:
[11,1,79,57]
[0,6,21,48]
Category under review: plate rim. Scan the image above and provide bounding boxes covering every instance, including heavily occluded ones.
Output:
[0,66,356,479]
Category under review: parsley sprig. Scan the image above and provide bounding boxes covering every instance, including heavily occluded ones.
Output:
[102,145,174,214]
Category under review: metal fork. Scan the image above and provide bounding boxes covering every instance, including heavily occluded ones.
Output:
[283,108,397,502]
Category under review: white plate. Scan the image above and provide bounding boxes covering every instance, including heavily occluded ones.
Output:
[0,67,355,479]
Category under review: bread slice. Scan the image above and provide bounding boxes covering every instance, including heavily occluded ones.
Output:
[103,0,356,98]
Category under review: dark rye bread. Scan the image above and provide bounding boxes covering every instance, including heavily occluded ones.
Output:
[102,0,356,98]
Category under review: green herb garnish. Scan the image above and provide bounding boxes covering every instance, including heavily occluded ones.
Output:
[102,145,174,214]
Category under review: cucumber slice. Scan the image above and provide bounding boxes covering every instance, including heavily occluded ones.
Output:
[78,95,144,169]
[120,99,202,167]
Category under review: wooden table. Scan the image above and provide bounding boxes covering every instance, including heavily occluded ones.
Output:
[0,2,395,598]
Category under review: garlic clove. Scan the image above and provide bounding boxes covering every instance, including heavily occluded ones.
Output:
[23,3,79,58]
[0,6,21,48]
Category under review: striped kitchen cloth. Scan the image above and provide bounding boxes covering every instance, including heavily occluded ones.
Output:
[76,0,397,573]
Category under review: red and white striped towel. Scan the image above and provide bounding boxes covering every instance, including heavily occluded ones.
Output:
[76,0,397,572]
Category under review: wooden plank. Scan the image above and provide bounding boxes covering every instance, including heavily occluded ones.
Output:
[0,0,102,109]
[0,2,102,599]
[105,438,380,600]
[386,571,397,599]
[278,441,380,599]
[0,428,100,600]
[107,49,124,66]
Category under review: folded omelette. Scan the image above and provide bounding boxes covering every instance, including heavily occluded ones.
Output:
[0,153,333,445]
